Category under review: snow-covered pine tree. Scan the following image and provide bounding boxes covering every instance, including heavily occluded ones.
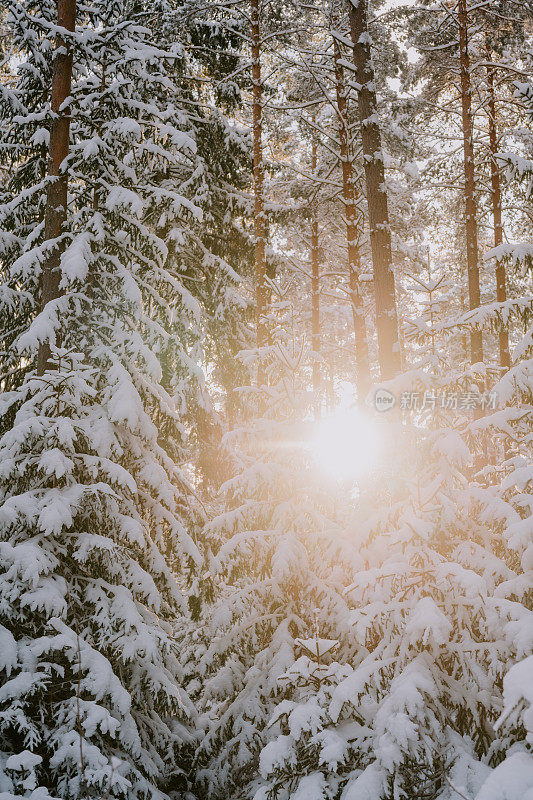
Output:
[0,0,55,403]
[474,655,533,799]
[193,275,363,799]
[0,0,246,795]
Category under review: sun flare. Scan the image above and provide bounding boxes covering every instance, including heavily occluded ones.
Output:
[309,406,381,482]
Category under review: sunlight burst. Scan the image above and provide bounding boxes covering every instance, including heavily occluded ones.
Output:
[309,406,381,482]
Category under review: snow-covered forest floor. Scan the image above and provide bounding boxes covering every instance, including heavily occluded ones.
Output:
[0,0,532,799]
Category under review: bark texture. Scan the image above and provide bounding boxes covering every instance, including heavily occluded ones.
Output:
[347,0,400,381]
[333,34,370,397]
[486,39,510,371]
[458,0,483,365]
[37,0,76,375]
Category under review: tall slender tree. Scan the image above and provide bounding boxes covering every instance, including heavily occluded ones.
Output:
[310,133,321,407]
[458,0,483,365]
[37,0,75,375]
[331,28,370,396]
[0,0,251,796]
[347,0,400,380]
[485,36,510,372]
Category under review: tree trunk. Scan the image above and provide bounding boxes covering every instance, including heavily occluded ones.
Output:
[251,0,266,382]
[460,288,469,362]
[458,0,483,365]
[310,136,321,409]
[486,39,510,371]
[37,0,76,375]
[347,0,400,381]
[332,35,371,398]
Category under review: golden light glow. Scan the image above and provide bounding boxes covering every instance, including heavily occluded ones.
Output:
[309,406,381,482]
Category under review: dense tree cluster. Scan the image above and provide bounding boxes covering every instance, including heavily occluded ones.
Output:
[0,0,531,799]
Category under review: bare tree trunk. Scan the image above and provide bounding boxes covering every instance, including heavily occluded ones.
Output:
[486,39,510,371]
[460,288,469,362]
[310,136,321,409]
[332,35,371,398]
[37,0,76,375]
[251,0,266,382]
[347,0,400,381]
[458,0,483,365]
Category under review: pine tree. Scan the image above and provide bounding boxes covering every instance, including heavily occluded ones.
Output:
[347,0,401,380]
[331,17,370,397]
[457,0,483,366]
[0,0,247,795]
[194,283,357,799]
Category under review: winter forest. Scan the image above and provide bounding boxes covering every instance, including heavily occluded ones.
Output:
[0,0,532,797]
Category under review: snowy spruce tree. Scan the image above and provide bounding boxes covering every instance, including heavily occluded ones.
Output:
[193,279,362,799]
[0,0,247,795]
